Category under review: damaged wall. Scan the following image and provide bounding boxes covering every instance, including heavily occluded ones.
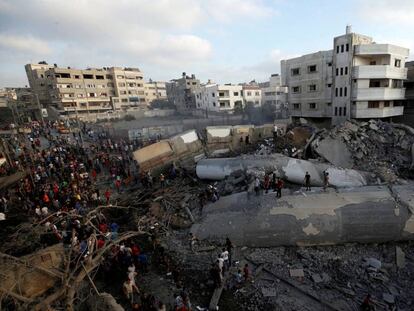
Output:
[191,185,414,247]
[196,154,373,188]
[133,123,287,172]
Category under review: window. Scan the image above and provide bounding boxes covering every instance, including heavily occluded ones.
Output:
[96,75,104,80]
[247,91,252,96]
[368,101,380,108]
[118,82,126,87]
[336,68,339,76]
[344,87,347,97]
[343,107,347,115]
[117,75,125,79]
[120,90,127,95]
[121,98,128,103]
[212,93,215,97]
[339,107,342,115]
[255,91,260,96]
[327,84,332,87]
[340,67,343,75]
[88,92,96,97]
[345,67,348,75]
[328,62,332,67]
[334,107,338,115]
[192,82,197,85]
[234,92,239,96]
[309,103,316,109]
[335,88,338,97]
[292,86,301,93]
[346,44,349,52]
[291,68,300,76]
[213,102,216,107]
[220,102,226,107]
[341,45,344,52]
[384,101,390,107]
[308,84,317,92]
[395,59,401,67]
[308,65,317,73]
[219,92,225,97]
[106,74,113,79]
[113,99,119,103]
[340,88,343,97]
[336,46,340,54]
[293,103,300,110]
[370,61,376,65]
[369,80,381,88]
[83,74,94,79]
[326,102,332,106]
[77,94,84,98]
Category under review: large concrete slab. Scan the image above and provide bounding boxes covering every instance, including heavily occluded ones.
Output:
[314,137,354,168]
[192,186,414,247]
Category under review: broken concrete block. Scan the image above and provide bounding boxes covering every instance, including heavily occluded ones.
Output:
[314,137,354,168]
[382,293,395,304]
[261,287,277,297]
[364,257,381,270]
[311,273,323,283]
[395,246,406,268]
[289,269,304,278]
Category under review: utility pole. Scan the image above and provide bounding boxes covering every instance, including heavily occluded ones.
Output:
[74,104,84,146]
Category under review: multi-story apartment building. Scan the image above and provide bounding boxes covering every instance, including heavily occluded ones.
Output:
[25,62,54,106]
[281,26,409,125]
[242,84,262,107]
[25,63,146,116]
[144,80,167,104]
[195,83,244,112]
[166,72,200,112]
[259,74,288,109]
[400,61,414,124]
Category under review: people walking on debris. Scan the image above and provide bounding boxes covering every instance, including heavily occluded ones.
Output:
[323,171,329,191]
[105,188,111,205]
[360,294,376,311]
[276,178,284,198]
[243,263,251,283]
[221,247,230,271]
[225,237,234,267]
[254,177,260,196]
[159,173,165,188]
[264,174,270,193]
[304,171,311,191]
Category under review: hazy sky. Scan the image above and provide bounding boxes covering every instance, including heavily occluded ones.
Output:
[0,0,413,87]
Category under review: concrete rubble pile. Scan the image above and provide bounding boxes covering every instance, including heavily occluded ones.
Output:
[234,243,414,311]
[310,120,414,182]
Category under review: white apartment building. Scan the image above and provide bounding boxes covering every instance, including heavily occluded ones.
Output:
[144,80,167,104]
[281,26,409,125]
[242,85,262,107]
[25,63,146,116]
[195,83,244,112]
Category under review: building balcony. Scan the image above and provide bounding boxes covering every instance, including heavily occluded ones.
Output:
[354,44,409,57]
[352,88,405,101]
[351,105,404,118]
[352,65,407,80]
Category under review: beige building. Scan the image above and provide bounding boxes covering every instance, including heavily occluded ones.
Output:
[25,63,146,116]
[242,84,262,107]
[144,80,167,104]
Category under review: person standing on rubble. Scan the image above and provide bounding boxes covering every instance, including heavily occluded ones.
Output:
[254,177,260,196]
[276,178,284,198]
[159,173,165,188]
[304,172,311,191]
[323,171,329,191]
[225,237,234,267]
[264,174,270,193]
